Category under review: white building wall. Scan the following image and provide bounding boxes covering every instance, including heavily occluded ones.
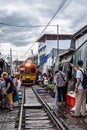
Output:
[38,39,71,65]
[47,56,52,67]
[38,39,71,56]
[39,42,46,51]
[42,62,47,74]
[59,40,71,49]
[46,40,57,55]
[46,40,71,55]
[75,33,87,49]
[42,57,52,74]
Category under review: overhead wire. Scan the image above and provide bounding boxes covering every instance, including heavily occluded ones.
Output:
[0,22,56,28]
[21,0,72,59]
[40,0,73,36]
[0,0,72,60]
[40,0,69,35]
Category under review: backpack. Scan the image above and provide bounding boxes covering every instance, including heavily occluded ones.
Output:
[79,69,87,89]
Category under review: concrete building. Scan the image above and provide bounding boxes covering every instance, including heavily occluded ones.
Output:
[41,48,65,73]
[37,34,72,73]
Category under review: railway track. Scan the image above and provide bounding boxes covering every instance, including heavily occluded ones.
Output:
[0,90,23,130]
[1,85,87,130]
[18,86,67,130]
[33,85,87,130]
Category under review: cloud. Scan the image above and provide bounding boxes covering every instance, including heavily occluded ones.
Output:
[0,0,87,60]
[0,0,67,47]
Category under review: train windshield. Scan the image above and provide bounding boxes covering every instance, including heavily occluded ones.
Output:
[20,68,25,73]
[31,68,36,73]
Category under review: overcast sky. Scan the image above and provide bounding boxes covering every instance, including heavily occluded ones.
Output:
[0,0,87,61]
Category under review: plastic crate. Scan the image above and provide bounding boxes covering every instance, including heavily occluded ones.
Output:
[66,94,75,107]
[66,94,70,106]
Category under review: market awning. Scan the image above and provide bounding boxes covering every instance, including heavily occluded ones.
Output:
[61,55,72,63]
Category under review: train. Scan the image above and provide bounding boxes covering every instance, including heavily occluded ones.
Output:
[18,61,37,85]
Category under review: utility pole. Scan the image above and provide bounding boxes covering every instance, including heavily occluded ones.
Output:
[10,48,12,75]
[31,49,33,64]
[57,25,59,56]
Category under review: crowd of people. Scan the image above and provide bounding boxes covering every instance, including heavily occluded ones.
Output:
[37,66,68,106]
[0,60,87,118]
[37,60,87,118]
[37,72,53,90]
[0,72,21,111]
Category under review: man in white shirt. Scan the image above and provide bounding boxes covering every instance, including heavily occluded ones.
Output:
[72,60,87,118]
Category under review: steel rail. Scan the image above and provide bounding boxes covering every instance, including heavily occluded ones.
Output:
[32,87,67,130]
[18,88,24,130]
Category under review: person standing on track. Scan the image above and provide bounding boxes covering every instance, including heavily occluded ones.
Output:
[71,60,87,118]
[2,72,13,111]
[12,72,20,103]
[56,66,67,105]
[54,71,58,107]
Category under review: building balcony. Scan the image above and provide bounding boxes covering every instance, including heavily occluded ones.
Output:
[38,42,46,50]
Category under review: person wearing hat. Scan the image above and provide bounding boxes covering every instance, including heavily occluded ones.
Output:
[15,73,21,91]
[71,60,86,118]
[13,72,20,88]
[13,72,20,103]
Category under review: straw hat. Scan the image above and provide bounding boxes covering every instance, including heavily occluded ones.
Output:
[2,72,8,77]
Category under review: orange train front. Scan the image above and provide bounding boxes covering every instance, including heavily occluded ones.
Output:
[19,62,36,85]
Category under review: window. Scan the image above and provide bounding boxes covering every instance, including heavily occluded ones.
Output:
[31,68,36,73]
[20,68,25,73]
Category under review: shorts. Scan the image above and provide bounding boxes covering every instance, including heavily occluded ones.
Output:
[7,92,13,103]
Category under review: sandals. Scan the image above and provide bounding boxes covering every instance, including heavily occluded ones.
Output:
[71,114,86,118]
[71,114,80,118]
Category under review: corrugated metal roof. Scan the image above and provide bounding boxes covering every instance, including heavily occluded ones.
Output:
[37,34,72,42]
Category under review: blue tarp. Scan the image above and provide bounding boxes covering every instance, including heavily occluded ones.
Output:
[40,55,48,65]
